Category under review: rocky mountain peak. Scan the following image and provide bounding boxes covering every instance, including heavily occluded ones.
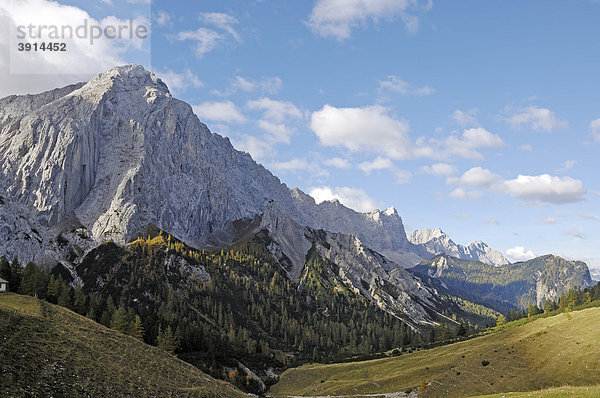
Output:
[408,227,508,267]
[0,64,423,267]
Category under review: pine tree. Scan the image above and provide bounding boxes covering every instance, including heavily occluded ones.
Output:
[57,285,72,309]
[0,256,10,282]
[157,325,179,354]
[132,315,145,341]
[73,287,87,314]
[9,258,22,292]
[110,306,130,334]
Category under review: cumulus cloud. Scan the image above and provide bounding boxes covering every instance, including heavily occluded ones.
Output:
[505,246,536,262]
[503,174,586,204]
[232,134,271,160]
[306,0,427,40]
[505,106,568,132]
[311,104,413,159]
[155,69,203,95]
[421,163,457,177]
[449,168,586,204]
[379,75,435,96]
[247,97,303,144]
[433,128,505,161]
[192,101,246,123]
[309,186,378,213]
[452,167,502,189]
[311,105,504,162]
[590,118,600,142]
[323,157,351,169]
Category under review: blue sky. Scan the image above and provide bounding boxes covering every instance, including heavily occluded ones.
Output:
[2,0,600,274]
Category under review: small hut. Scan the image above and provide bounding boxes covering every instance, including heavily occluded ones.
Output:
[0,277,8,292]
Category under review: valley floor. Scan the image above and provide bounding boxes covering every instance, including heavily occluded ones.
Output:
[269,306,600,398]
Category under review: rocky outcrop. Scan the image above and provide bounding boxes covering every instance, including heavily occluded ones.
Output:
[408,228,508,266]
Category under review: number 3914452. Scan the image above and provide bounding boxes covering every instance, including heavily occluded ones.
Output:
[17,42,67,51]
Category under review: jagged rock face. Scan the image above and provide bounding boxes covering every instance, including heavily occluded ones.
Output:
[408,228,508,266]
[255,202,447,326]
[308,229,443,325]
[0,65,420,266]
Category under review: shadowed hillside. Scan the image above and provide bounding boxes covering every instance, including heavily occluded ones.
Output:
[0,293,245,398]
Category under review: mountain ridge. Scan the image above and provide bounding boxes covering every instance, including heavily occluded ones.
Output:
[408,227,508,266]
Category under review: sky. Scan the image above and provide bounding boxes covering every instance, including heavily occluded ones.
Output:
[1,0,600,275]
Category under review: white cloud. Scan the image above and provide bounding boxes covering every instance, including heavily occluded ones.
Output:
[449,188,482,200]
[311,104,413,160]
[503,174,586,204]
[271,158,310,171]
[379,75,435,96]
[518,144,533,152]
[0,0,149,97]
[246,98,302,122]
[155,10,171,26]
[192,101,246,123]
[246,98,303,144]
[257,120,294,143]
[454,167,502,189]
[176,28,223,58]
[176,12,239,58]
[358,157,394,174]
[505,246,536,262]
[232,134,271,160]
[155,69,203,95]
[557,160,576,172]
[199,12,240,42]
[448,167,586,204]
[324,157,351,169]
[437,128,505,161]
[590,118,600,142]
[485,218,500,225]
[213,76,283,97]
[306,0,426,40]
[452,109,479,128]
[506,106,568,132]
[393,169,412,184]
[421,163,457,177]
[309,186,378,213]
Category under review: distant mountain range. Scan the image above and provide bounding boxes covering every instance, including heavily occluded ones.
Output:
[408,228,508,266]
[410,254,592,312]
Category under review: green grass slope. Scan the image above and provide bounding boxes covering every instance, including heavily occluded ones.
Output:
[270,306,600,397]
[0,293,245,398]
